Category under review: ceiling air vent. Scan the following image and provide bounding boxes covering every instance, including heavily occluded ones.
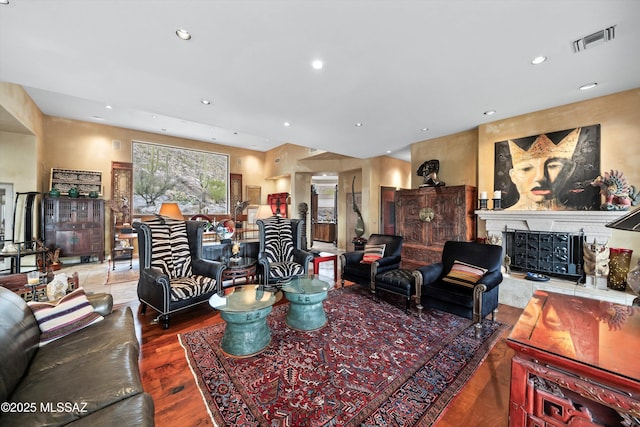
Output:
[572,25,616,53]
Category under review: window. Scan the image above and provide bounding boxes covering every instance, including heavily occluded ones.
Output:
[132,141,229,216]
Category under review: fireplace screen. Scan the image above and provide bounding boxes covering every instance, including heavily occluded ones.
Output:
[504,230,585,282]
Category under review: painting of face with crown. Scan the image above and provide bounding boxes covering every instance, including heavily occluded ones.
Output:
[494,125,601,211]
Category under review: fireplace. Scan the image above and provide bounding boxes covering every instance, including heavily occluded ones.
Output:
[476,210,636,308]
[504,229,584,282]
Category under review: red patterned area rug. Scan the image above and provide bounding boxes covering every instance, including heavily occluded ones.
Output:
[179,286,508,426]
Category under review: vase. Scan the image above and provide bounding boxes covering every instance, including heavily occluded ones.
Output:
[608,248,633,291]
[88,191,99,198]
[68,187,80,198]
[49,188,60,197]
[627,259,640,296]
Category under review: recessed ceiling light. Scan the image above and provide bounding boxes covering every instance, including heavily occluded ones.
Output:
[0,0,10,5]
[531,56,547,65]
[421,127,429,132]
[105,105,112,109]
[283,122,291,127]
[355,122,363,127]
[201,99,211,105]
[176,29,191,40]
[484,110,496,116]
[579,82,598,91]
[92,116,104,120]
[311,59,324,70]
[386,150,391,154]
[152,115,158,119]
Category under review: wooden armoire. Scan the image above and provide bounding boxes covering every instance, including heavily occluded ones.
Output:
[395,185,476,270]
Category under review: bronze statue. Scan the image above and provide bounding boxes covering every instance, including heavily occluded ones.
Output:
[417,159,445,187]
[352,176,365,237]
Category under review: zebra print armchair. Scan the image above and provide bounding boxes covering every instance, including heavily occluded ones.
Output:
[257,216,313,286]
[134,217,225,329]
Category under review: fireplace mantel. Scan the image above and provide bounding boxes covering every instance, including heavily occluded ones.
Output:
[476,210,625,243]
[475,209,636,308]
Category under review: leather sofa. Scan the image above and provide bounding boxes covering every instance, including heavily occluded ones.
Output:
[0,287,155,426]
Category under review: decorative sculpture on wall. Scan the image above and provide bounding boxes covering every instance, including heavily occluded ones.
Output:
[591,169,639,211]
[583,239,610,278]
[352,176,365,237]
[417,159,445,187]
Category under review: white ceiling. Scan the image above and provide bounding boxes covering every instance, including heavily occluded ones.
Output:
[1,1,639,162]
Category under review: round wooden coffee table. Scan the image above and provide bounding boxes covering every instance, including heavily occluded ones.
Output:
[222,257,257,285]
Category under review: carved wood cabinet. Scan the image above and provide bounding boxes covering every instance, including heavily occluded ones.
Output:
[507,290,640,426]
[395,185,476,270]
[44,196,105,262]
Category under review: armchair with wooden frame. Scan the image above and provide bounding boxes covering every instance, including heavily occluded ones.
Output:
[417,240,503,329]
[339,234,403,289]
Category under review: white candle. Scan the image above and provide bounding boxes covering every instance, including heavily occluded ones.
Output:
[494,190,501,199]
[480,191,488,200]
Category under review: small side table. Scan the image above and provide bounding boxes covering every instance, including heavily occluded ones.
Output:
[312,252,337,281]
[209,285,280,357]
[222,257,258,285]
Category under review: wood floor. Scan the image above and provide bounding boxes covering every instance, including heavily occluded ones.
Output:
[127,292,523,427]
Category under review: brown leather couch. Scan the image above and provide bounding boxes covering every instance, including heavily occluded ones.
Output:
[0,286,155,426]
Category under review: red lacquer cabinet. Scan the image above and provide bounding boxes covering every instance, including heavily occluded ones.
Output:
[507,290,640,426]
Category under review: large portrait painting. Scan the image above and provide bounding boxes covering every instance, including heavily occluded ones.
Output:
[132,141,229,216]
[494,125,601,211]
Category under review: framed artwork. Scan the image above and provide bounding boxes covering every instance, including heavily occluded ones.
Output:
[247,185,261,206]
[247,206,258,224]
[494,125,601,211]
[132,141,229,216]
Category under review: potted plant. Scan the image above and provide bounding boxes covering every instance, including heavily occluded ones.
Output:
[47,247,62,271]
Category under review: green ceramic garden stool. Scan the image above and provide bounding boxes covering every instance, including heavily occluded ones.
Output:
[280,274,334,331]
[209,285,279,358]
[219,306,273,357]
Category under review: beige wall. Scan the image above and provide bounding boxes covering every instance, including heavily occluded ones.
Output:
[0,83,45,190]
[43,116,268,209]
[0,131,37,193]
[478,88,640,265]
[411,128,478,189]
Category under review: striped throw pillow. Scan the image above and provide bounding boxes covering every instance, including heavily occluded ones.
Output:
[28,287,103,346]
[442,260,487,288]
[361,244,386,264]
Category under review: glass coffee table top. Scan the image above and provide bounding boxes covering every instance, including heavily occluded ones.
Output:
[209,284,280,312]
[279,274,334,294]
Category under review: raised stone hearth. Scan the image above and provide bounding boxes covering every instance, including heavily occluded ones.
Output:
[476,210,636,308]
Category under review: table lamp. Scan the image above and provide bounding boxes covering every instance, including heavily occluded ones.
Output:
[255,204,274,220]
[606,207,640,302]
[158,202,183,220]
